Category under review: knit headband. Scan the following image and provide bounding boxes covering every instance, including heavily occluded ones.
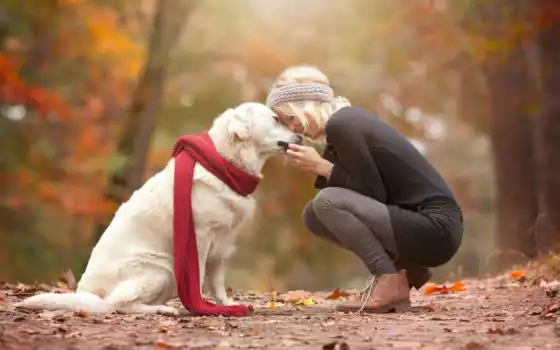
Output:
[266,83,334,108]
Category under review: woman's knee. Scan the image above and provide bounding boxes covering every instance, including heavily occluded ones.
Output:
[302,200,346,247]
[302,200,322,235]
[312,187,349,217]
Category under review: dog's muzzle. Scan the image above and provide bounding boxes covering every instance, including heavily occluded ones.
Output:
[277,135,303,152]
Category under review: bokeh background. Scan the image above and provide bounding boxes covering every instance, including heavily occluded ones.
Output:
[1,0,559,292]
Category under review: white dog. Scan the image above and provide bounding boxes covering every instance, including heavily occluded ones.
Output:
[15,102,301,315]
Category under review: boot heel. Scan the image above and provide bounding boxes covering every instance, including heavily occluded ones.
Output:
[362,299,411,314]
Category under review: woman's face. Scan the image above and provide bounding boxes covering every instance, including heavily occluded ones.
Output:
[274,109,321,140]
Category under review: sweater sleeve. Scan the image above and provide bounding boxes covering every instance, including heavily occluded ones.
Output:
[322,108,388,203]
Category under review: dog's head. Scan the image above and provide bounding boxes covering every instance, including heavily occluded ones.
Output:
[209,102,302,175]
[224,102,302,154]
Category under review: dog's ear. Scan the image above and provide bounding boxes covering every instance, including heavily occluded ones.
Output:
[228,110,251,142]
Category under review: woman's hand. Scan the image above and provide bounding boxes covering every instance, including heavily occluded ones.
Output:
[286,144,334,177]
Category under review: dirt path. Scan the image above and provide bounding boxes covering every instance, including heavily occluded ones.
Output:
[1,274,559,350]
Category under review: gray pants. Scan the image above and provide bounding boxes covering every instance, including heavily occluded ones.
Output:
[303,187,398,276]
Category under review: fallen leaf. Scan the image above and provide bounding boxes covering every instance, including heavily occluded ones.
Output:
[327,288,352,300]
[11,283,38,296]
[157,327,168,333]
[450,281,467,293]
[510,270,525,279]
[294,297,315,306]
[424,281,467,295]
[226,287,233,298]
[267,301,278,308]
[465,341,485,349]
[0,296,5,302]
[73,310,88,318]
[278,290,312,302]
[155,339,170,348]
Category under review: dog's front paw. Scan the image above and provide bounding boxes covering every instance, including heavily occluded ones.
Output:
[215,298,239,306]
[157,306,180,316]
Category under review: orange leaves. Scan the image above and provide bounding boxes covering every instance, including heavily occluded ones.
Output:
[52,2,144,82]
[424,281,467,295]
[265,288,355,308]
[510,270,525,279]
[81,7,144,79]
[0,55,69,119]
[155,339,170,349]
[267,290,317,308]
[326,288,352,300]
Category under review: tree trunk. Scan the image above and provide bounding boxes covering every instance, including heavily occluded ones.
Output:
[460,0,540,258]
[89,0,198,250]
[482,47,539,258]
[534,0,560,247]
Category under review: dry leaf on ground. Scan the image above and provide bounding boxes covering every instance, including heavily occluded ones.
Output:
[326,288,352,300]
[0,275,558,349]
[277,290,312,302]
[293,297,315,306]
[510,270,525,279]
[73,310,88,318]
[424,281,467,295]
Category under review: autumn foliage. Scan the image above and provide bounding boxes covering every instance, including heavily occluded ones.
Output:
[1,0,145,281]
[424,281,467,295]
[2,0,560,291]
[0,56,68,119]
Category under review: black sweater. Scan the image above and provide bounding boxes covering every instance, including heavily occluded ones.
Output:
[315,106,463,267]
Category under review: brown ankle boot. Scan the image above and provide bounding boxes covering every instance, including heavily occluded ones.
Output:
[391,254,432,290]
[336,270,411,313]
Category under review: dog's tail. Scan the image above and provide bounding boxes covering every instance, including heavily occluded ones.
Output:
[14,292,113,313]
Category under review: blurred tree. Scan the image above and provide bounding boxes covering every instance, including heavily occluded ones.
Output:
[92,0,198,251]
[533,0,560,249]
[458,0,539,258]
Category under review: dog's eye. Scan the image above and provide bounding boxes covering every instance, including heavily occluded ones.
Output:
[273,116,281,123]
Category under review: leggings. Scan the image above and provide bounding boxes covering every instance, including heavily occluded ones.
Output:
[302,187,398,275]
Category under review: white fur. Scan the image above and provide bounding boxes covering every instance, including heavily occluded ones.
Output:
[15,102,299,315]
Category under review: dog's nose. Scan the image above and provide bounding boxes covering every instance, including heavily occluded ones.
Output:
[293,135,303,145]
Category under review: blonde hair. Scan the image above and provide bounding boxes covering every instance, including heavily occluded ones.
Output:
[269,65,351,134]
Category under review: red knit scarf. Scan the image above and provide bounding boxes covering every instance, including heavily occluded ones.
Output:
[171,131,260,317]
